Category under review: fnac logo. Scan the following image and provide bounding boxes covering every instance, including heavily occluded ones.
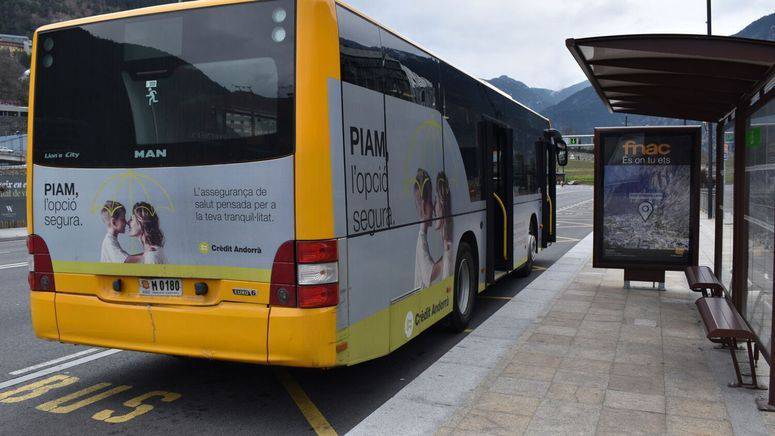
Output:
[622,140,671,156]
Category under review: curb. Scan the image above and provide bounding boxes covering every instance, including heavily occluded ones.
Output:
[347,233,594,435]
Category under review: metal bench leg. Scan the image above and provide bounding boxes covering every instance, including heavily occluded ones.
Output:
[746,341,766,390]
[728,339,745,387]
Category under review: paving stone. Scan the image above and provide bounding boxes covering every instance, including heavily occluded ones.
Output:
[612,362,665,379]
[664,368,721,401]
[560,357,612,375]
[666,415,733,436]
[553,369,610,388]
[473,392,540,417]
[489,376,550,398]
[545,382,604,405]
[573,335,619,348]
[456,409,531,436]
[502,363,557,382]
[597,407,667,435]
[634,318,659,327]
[585,312,625,322]
[510,351,563,368]
[615,342,664,365]
[527,333,574,346]
[545,309,587,321]
[604,390,666,414]
[567,345,617,362]
[620,324,663,345]
[552,300,592,314]
[666,396,727,419]
[541,316,583,328]
[608,374,665,395]
[521,342,570,357]
[525,399,601,435]
[535,325,577,337]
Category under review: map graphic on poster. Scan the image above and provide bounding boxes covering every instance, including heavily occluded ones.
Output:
[600,130,694,265]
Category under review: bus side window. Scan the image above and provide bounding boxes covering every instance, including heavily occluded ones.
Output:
[379,30,439,109]
[336,6,383,93]
[440,63,491,202]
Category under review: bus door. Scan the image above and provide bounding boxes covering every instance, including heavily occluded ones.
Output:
[537,133,565,248]
[481,120,514,282]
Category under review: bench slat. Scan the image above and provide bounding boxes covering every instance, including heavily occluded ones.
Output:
[696,297,755,341]
[685,266,725,294]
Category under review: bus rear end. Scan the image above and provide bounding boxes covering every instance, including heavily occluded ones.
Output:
[28,0,340,367]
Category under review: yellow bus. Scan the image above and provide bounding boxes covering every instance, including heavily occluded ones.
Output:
[27,0,567,367]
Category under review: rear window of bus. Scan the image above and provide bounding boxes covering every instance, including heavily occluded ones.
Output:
[33,0,295,168]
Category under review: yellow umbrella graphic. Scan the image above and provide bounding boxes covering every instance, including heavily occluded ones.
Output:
[90,169,175,216]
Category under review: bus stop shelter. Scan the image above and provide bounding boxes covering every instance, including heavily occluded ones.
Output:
[567,34,775,406]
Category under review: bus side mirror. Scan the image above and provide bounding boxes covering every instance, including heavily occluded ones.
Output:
[556,139,568,167]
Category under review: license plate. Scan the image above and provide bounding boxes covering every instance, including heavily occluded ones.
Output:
[138,278,183,296]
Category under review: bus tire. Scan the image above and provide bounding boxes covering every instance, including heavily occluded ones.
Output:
[515,223,537,277]
[450,241,477,332]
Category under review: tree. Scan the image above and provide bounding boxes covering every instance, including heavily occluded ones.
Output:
[0,49,28,104]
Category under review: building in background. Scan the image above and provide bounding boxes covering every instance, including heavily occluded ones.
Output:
[0,34,31,54]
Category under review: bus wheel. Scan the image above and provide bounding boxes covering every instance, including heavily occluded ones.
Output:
[515,231,536,278]
[450,241,477,332]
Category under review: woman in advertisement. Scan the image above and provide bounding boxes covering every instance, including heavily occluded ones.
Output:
[413,169,453,288]
[126,201,167,264]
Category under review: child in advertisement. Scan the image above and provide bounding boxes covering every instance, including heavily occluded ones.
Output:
[99,200,130,263]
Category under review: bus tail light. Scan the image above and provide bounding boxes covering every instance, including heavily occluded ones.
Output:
[270,241,296,307]
[296,240,338,308]
[296,240,337,264]
[297,262,338,285]
[27,234,55,292]
[298,283,338,308]
[270,240,339,308]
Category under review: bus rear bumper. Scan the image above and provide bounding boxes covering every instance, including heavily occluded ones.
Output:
[31,292,338,367]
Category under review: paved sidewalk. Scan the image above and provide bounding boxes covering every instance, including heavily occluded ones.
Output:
[440,265,772,435]
[351,222,775,435]
[0,227,26,240]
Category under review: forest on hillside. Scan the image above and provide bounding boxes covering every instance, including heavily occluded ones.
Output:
[0,0,188,37]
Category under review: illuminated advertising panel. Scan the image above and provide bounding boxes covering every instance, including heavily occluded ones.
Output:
[593,126,700,270]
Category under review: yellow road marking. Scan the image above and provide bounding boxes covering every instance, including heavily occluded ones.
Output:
[463,328,474,333]
[275,368,337,436]
[37,383,132,414]
[532,265,547,271]
[93,390,182,423]
[477,295,512,301]
[0,375,78,403]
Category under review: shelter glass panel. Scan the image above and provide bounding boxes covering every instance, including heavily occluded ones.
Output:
[744,98,775,355]
[721,123,735,291]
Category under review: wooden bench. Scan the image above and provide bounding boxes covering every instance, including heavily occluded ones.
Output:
[685,265,725,297]
[695,295,762,388]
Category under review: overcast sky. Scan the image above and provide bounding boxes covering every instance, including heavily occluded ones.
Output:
[343,0,774,90]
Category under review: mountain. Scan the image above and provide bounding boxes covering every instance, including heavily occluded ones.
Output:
[486,75,590,113]
[542,87,682,135]
[734,12,775,41]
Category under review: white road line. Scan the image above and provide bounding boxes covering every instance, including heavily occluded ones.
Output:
[0,349,122,390]
[557,198,593,213]
[0,262,27,270]
[9,348,102,375]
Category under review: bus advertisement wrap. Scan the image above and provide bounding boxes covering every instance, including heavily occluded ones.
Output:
[32,157,294,280]
[594,127,700,269]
